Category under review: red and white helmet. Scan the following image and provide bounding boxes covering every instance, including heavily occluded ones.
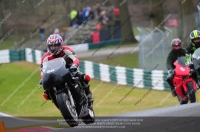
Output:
[171,38,182,51]
[46,34,64,55]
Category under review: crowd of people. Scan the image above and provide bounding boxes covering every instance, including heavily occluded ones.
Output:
[38,3,120,45]
[69,3,120,29]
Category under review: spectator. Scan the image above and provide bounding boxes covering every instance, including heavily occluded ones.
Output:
[99,10,109,25]
[113,5,120,15]
[70,9,78,26]
[73,11,83,28]
[77,11,83,25]
[82,7,87,22]
[95,2,102,17]
[85,7,90,18]
[39,25,45,42]
[88,7,95,20]
[83,6,91,24]
[96,22,102,31]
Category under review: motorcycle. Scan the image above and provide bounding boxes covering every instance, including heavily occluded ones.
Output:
[191,47,200,77]
[42,57,95,127]
[172,56,197,105]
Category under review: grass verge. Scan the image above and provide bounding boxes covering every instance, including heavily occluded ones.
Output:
[0,41,14,50]
[0,62,179,117]
[98,52,138,68]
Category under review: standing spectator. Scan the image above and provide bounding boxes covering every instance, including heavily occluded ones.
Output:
[113,5,120,16]
[85,7,90,19]
[95,2,102,16]
[88,7,95,20]
[72,11,83,29]
[82,7,87,23]
[70,9,78,26]
[39,25,45,42]
[96,22,102,31]
[92,5,98,19]
[99,10,109,25]
[82,7,90,24]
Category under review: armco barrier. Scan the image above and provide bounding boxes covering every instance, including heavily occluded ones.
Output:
[0,48,170,91]
[10,49,25,62]
[68,39,122,52]
[88,38,121,49]
[69,43,89,52]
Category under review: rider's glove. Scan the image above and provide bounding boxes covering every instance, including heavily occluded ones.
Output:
[69,64,78,72]
[168,69,175,75]
[185,54,191,64]
[189,63,194,69]
[168,69,173,74]
[190,69,195,74]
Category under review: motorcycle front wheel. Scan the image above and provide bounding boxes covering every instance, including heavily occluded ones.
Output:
[187,82,196,103]
[57,92,79,127]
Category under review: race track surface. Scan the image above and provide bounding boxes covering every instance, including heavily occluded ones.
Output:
[2,102,200,132]
[53,103,200,132]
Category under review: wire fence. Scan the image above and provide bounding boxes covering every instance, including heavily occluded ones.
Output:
[137,10,200,71]
[137,27,171,71]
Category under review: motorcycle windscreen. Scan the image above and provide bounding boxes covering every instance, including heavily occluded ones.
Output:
[42,58,70,89]
[192,48,200,60]
[176,56,187,67]
[174,57,190,76]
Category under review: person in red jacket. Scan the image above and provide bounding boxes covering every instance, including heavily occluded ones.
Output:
[40,34,94,108]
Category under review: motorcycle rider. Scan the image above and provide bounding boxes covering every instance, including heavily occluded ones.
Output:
[166,38,186,97]
[40,34,94,108]
[185,30,200,87]
[185,30,200,56]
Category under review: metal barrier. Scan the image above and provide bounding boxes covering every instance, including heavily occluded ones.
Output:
[137,26,172,71]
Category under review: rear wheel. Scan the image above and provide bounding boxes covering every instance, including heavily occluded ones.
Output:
[187,82,196,103]
[57,92,79,127]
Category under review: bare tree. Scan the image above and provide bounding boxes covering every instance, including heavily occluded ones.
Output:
[178,0,195,46]
[117,0,138,43]
[61,0,72,26]
[0,2,5,38]
[149,0,165,31]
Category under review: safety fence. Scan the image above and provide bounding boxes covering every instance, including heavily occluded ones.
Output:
[0,48,170,91]
[67,38,122,52]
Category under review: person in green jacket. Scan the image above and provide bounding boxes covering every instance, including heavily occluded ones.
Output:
[70,9,78,27]
[185,30,200,56]
[185,30,200,88]
[166,38,186,97]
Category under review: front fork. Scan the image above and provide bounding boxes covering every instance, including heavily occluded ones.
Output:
[183,78,197,93]
[65,85,76,109]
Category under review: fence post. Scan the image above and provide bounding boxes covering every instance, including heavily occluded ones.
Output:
[137,27,145,69]
[145,28,155,68]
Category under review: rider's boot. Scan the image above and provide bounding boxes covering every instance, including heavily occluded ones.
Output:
[85,85,94,109]
[78,73,94,109]
[170,86,177,97]
[43,90,51,100]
